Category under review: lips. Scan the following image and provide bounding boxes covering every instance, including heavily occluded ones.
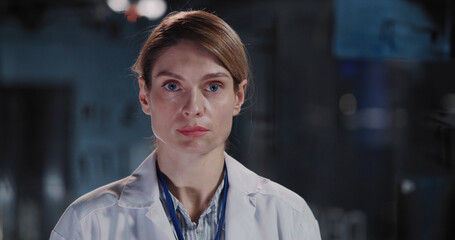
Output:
[177,126,209,137]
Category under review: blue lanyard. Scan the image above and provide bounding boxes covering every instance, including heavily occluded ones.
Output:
[157,165,229,240]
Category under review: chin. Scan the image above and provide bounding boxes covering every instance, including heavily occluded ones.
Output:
[155,133,226,155]
[175,139,224,155]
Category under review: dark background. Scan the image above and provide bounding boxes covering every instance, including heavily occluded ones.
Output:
[1,0,454,239]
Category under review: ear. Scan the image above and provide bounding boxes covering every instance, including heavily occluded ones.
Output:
[138,77,151,116]
[233,79,247,116]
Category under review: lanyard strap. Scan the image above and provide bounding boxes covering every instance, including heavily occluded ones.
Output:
[157,165,229,240]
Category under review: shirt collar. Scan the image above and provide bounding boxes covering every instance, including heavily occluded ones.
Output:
[161,176,225,213]
[159,176,226,225]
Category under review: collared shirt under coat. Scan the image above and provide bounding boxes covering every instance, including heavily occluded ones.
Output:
[159,174,226,240]
[50,151,321,240]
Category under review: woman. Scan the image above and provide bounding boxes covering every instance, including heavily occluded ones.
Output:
[50,10,320,240]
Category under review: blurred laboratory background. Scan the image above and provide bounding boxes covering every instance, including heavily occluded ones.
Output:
[1,0,454,239]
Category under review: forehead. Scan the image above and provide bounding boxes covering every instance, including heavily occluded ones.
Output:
[151,41,230,77]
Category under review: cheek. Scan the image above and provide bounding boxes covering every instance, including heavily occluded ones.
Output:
[149,92,180,114]
[149,95,178,130]
[210,97,235,130]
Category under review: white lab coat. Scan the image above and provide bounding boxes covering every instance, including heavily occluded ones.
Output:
[50,152,321,240]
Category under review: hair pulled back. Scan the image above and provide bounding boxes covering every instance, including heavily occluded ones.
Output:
[132,10,249,92]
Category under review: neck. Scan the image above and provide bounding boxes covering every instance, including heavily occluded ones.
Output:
[156,145,225,222]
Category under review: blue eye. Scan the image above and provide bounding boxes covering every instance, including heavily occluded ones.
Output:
[206,83,222,92]
[163,82,180,91]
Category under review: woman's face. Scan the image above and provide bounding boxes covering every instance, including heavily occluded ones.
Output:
[139,41,247,155]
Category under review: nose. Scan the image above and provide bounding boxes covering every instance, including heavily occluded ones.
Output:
[182,89,204,118]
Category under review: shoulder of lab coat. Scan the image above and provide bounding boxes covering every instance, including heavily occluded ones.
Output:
[50,151,320,240]
[224,153,320,239]
[50,152,160,240]
[49,176,128,239]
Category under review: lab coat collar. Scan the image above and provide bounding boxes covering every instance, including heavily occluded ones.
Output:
[118,150,160,208]
[118,150,175,239]
[224,152,266,238]
[118,151,267,208]
[224,152,269,195]
[118,150,265,239]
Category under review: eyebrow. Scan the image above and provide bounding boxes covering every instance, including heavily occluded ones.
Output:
[153,71,231,80]
[153,71,183,79]
[202,72,231,80]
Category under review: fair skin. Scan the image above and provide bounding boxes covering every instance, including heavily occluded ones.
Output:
[138,40,247,223]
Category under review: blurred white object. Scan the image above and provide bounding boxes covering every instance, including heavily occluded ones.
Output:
[137,0,167,20]
[107,0,130,12]
[401,179,416,194]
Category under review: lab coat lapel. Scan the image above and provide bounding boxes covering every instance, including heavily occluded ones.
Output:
[146,201,175,239]
[224,153,264,239]
[224,189,259,239]
[118,151,175,239]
